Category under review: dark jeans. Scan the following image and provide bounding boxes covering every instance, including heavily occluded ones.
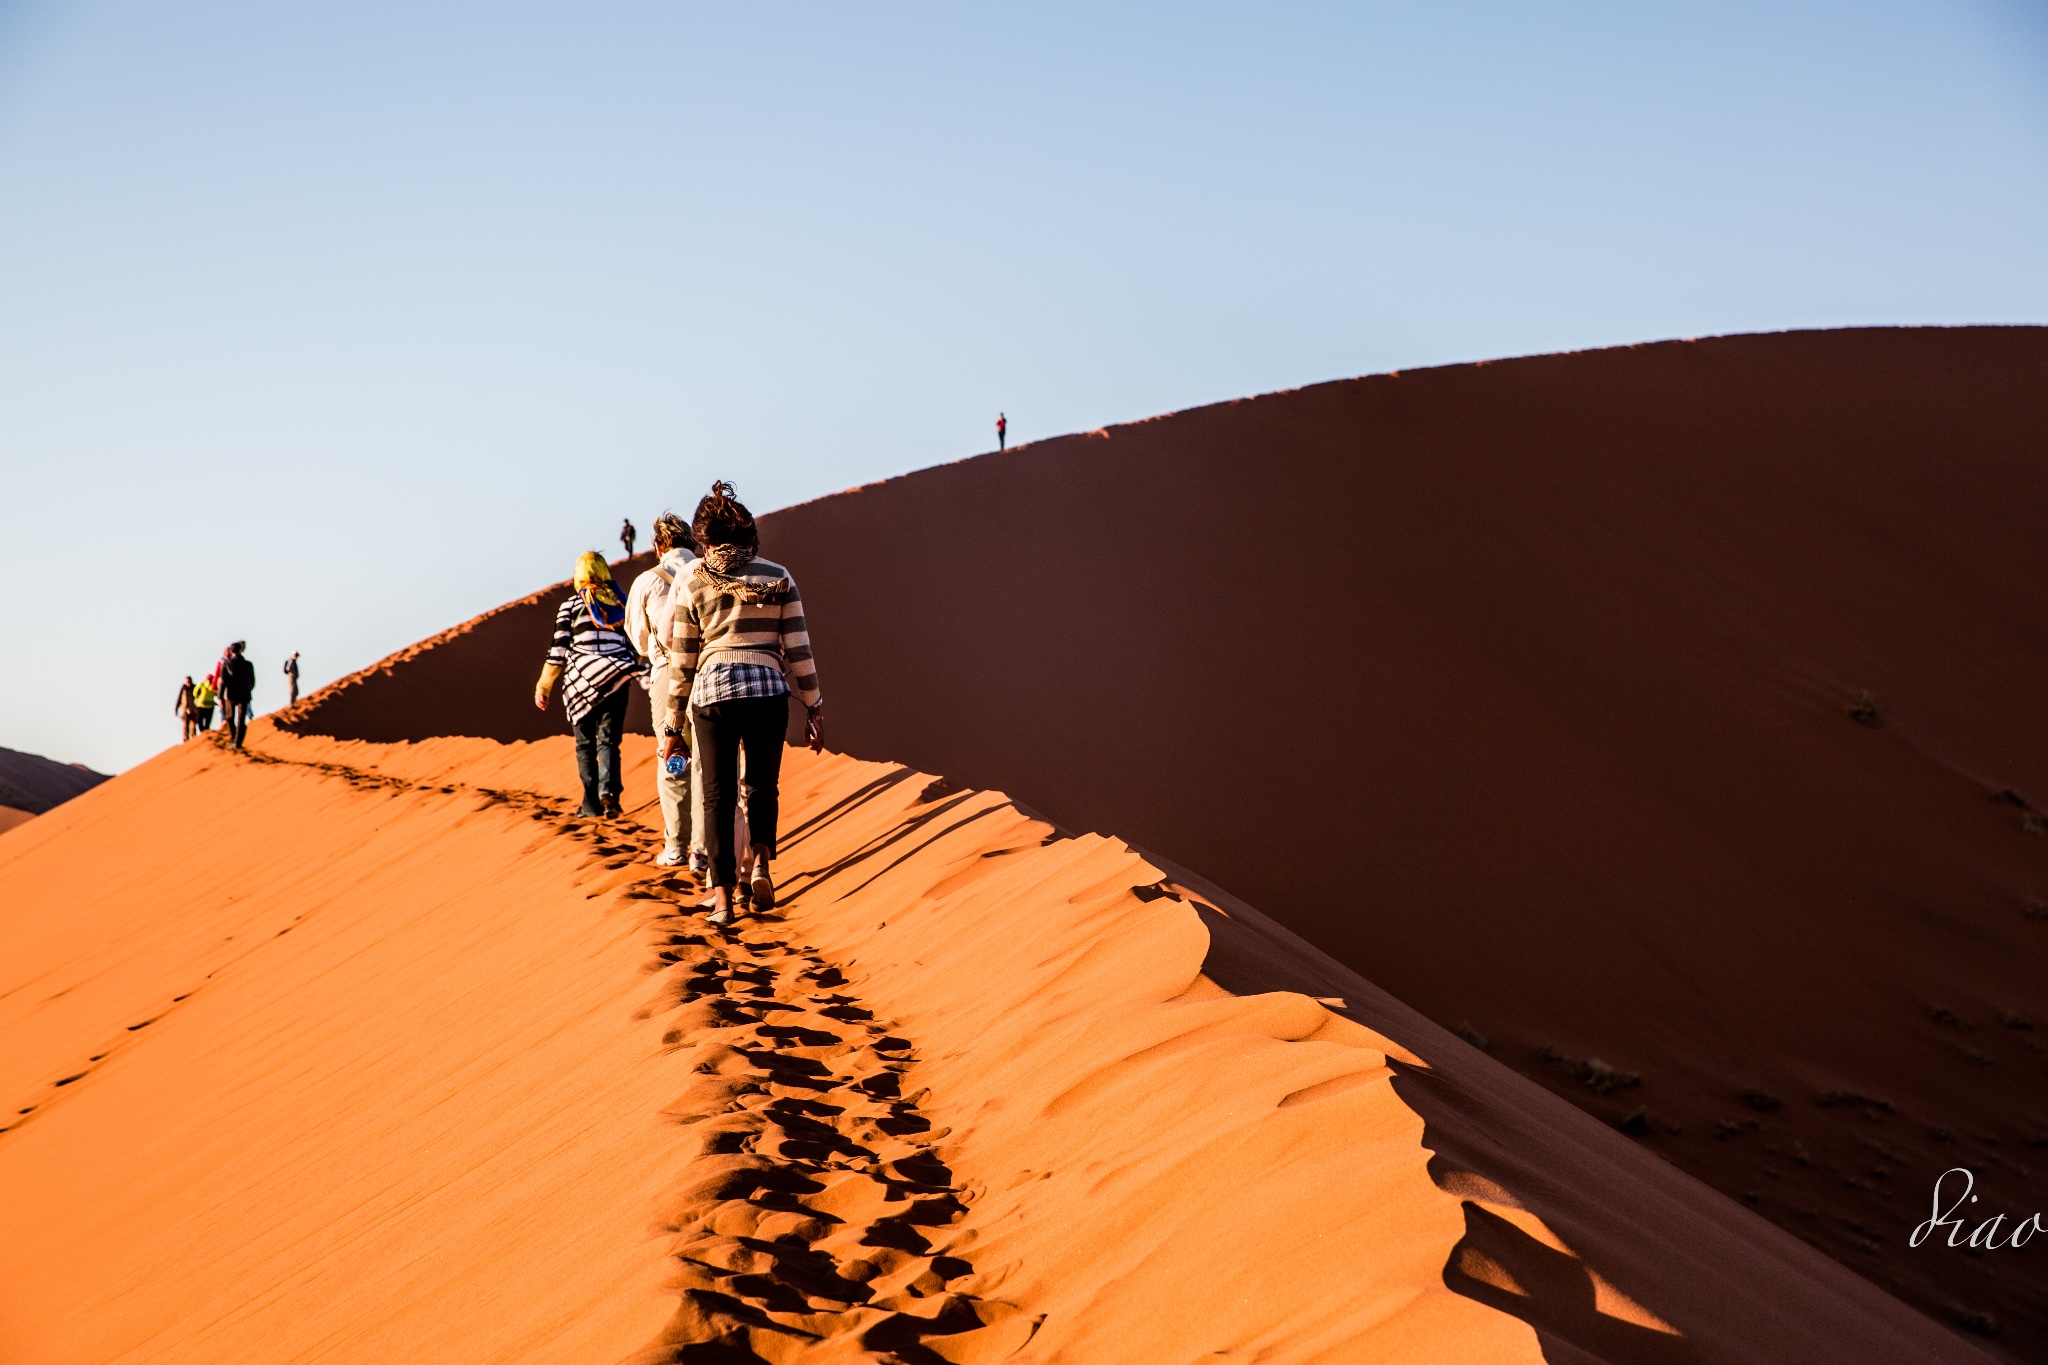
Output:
[697,694,789,889]
[573,685,631,814]
[225,700,251,747]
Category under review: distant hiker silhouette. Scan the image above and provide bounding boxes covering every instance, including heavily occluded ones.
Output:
[175,677,198,740]
[219,642,256,748]
[626,512,700,866]
[657,481,823,926]
[621,518,637,559]
[996,412,1007,451]
[282,651,300,705]
[537,551,647,819]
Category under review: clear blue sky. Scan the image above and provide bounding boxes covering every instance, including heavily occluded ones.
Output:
[2,1,2044,774]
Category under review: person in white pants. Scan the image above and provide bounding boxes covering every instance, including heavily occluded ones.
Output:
[624,513,699,865]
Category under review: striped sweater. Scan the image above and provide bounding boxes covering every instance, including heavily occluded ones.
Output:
[656,552,821,727]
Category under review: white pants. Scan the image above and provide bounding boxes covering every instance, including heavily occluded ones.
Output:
[650,667,693,854]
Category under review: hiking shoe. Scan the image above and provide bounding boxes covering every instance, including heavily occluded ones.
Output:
[575,804,604,818]
[600,794,622,820]
[654,845,685,867]
[749,862,774,915]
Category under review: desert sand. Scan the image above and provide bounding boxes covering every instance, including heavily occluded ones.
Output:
[0,805,34,835]
[284,325,2048,1356]
[0,722,1981,1363]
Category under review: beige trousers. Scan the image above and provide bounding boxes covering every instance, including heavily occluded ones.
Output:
[650,666,693,855]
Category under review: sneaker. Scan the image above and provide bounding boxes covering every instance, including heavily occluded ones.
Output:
[689,850,709,876]
[601,793,622,820]
[705,906,733,927]
[749,862,774,915]
[654,845,685,868]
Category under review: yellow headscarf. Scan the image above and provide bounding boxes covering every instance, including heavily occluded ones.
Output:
[574,551,621,607]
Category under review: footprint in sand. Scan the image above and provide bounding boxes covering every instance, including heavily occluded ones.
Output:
[629,899,1038,1364]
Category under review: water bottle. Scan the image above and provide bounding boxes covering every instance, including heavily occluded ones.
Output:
[663,751,689,779]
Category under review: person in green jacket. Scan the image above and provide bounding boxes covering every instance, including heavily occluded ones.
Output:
[189,676,217,734]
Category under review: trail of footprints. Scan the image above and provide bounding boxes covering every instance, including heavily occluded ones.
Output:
[628,883,1036,1364]
[226,740,1037,1360]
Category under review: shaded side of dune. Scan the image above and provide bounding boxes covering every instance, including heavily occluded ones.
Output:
[275,325,2048,1355]
[0,746,111,816]
[274,565,662,742]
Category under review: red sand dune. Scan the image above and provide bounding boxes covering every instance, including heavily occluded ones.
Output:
[0,726,1979,1362]
[3,324,2040,1360]
[284,324,2048,1357]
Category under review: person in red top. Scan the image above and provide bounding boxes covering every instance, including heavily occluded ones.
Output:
[996,412,1007,450]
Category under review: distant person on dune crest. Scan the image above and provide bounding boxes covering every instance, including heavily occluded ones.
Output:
[219,642,255,748]
[626,512,700,866]
[282,651,300,706]
[190,674,216,733]
[537,551,647,819]
[996,411,1007,450]
[175,676,198,740]
[658,481,823,926]
[620,518,636,559]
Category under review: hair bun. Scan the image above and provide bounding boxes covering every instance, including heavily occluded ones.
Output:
[693,481,758,551]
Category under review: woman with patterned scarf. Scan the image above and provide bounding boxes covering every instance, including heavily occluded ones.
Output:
[536,550,648,818]
[657,482,824,925]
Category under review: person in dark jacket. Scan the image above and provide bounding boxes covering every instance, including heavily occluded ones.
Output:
[219,642,256,748]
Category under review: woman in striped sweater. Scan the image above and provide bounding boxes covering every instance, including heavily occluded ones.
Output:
[658,482,823,925]
[536,551,648,819]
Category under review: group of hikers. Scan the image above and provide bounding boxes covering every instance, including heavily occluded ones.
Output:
[175,646,300,749]
[538,482,822,927]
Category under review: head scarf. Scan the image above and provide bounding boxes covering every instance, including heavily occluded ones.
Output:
[702,543,755,576]
[574,551,626,628]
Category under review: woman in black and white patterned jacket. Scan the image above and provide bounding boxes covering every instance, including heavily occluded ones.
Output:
[535,550,646,818]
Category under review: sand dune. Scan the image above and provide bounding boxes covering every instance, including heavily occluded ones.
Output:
[285,324,2047,1356]
[0,745,110,817]
[0,723,1980,1362]
[9,324,2039,1359]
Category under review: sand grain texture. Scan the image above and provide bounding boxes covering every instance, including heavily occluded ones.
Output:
[0,720,1985,1363]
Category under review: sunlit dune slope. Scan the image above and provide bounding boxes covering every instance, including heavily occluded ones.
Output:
[281,323,2048,1356]
[0,722,1983,1363]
